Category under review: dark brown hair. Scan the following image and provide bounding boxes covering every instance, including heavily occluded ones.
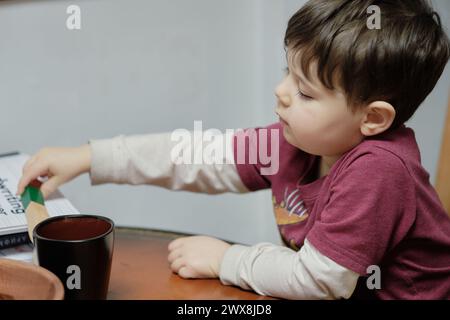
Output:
[285,0,450,129]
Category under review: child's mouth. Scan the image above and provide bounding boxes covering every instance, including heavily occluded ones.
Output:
[275,109,289,127]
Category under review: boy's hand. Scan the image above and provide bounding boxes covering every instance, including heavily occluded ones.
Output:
[17,145,92,198]
[168,235,231,279]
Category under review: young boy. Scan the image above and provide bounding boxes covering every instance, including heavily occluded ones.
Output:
[17,0,450,299]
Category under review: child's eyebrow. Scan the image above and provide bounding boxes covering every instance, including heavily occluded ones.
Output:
[285,65,319,93]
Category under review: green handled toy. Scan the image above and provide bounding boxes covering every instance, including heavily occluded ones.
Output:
[20,180,49,243]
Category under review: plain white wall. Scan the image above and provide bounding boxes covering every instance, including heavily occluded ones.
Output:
[0,0,448,245]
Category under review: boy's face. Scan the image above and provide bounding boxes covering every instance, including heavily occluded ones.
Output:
[275,51,365,157]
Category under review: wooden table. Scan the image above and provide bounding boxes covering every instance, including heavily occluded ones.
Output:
[107,227,274,300]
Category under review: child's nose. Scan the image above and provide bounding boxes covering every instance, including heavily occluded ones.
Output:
[274,84,291,108]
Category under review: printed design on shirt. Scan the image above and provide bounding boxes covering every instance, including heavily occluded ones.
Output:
[272,187,309,226]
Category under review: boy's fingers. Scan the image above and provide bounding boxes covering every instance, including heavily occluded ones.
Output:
[17,162,49,196]
[168,238,185,251]
[178,266,196,279]
[17,175,34,196]
[22,156,37,174]
[170,258,185,273]
[17,159,36,194]
[40,176,62,199]
[168,249,182,263]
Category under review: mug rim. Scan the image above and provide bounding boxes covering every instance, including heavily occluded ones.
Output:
[33,214,114,243]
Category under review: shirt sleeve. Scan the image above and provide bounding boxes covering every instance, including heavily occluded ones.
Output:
[219,239,359,300]
[233,122,303,191]
[88,131,249,194]
[306,148,417,275]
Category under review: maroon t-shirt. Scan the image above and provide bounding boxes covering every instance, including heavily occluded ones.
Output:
[233,122,450,299]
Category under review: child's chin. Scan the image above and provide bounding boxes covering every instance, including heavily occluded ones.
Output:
[284,133,315,154]
[281,125,292,141]
[282,130,301,149]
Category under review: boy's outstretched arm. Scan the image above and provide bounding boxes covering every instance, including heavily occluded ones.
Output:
[17,130,247,198]
[168,235,360,300]
[89,131,249,194]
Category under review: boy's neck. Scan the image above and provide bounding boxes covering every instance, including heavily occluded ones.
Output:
[319,155,341,177]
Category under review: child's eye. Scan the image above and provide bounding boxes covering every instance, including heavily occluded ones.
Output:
[296,90,313,100]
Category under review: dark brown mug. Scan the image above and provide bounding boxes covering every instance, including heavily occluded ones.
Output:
[33,214,114,300]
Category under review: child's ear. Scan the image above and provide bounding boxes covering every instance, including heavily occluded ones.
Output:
[360,101,396,137]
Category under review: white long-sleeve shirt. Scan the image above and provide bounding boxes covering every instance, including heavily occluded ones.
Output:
[89,132,359,299]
